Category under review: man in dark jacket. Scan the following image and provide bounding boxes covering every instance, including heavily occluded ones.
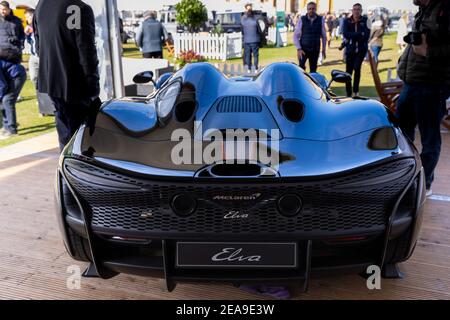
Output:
[343,3,371,96]
[34,0,100,150]
[136,11,167,58]
[0,0,26,140]
[396,0,450,196]
[293,2,327,73]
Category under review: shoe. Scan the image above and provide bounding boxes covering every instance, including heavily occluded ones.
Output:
[426,189,433,197]
[238,285,291,300]
[0,130,18,140]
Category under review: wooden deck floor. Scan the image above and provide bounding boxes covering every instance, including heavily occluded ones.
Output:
[0,131,449,300]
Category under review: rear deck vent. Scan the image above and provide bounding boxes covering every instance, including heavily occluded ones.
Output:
[217,96,263,113]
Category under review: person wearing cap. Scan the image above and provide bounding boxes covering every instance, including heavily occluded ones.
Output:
[34,0,100,150]
[0,0,26,140]
[136,11,168,59]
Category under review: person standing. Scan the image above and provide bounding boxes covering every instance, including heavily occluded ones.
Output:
[396,0,450,196]
[343,3,371,97]
[136,11,167,59]
[338,13,346,39]
[396,13,409,53]
[332,14,340,40]
[325,12,335,48]
[289,14,296,32]
[241,3,262,72]
[0,1,26,140]
[293,2,327,73]
[369,19,385,63]
[34,0,101,150]
[24,8,38,90]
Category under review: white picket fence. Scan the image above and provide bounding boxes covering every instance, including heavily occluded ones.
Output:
[174,32,242,61]
[173,27,288,62]
[267,27,288,47]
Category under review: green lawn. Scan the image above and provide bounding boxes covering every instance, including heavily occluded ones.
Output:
[0,33,401,148]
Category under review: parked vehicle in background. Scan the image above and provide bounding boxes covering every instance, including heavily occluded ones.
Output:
[121,10,142,43]
[159,5,183,36]
[367,5,390,19]
[388,14,401,33]
[213,10,244,33]
[212,10,269,34]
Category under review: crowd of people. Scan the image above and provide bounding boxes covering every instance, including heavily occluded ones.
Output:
[241,0,449,198]
[239,1,413,93]
[290,2,405,96]
[295,0,449,196]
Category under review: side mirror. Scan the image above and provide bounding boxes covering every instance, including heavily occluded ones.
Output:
[133,71,154,84]
[328,70,352,88]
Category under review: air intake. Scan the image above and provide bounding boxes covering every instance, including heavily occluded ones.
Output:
[216,96,263,113]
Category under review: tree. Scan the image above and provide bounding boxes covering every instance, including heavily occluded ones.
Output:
[175,0,208,33]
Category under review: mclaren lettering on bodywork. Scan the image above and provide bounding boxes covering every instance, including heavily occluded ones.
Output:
[213,193,262,201]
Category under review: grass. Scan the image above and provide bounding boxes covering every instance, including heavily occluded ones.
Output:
[0,33,401,148]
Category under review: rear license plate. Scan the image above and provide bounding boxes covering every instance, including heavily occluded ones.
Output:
[176,242,298,268]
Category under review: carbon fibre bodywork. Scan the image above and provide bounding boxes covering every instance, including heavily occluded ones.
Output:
[55,63,426,291]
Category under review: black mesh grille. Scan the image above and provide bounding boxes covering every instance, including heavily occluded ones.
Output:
[216,96,262,113]
[64,158,415,237]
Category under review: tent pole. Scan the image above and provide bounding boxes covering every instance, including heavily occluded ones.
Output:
[106,0,125,98]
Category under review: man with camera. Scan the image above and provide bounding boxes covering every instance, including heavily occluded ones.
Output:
[396,0,450,195]
[397,0,450,196]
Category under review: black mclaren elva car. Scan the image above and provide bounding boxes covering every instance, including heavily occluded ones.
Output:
[55,62,426,292]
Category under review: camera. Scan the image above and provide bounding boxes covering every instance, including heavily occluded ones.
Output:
[404,32,423,45]
[338,40,348,51]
